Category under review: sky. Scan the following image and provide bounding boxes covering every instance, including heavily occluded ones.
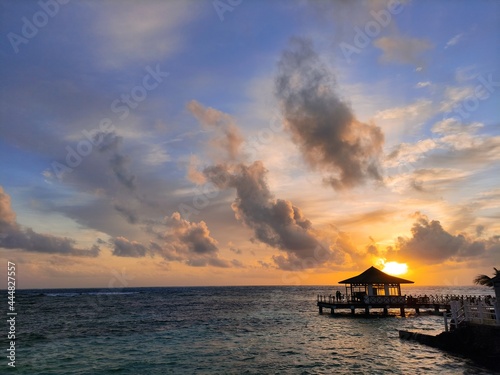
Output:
[0,0,499,289]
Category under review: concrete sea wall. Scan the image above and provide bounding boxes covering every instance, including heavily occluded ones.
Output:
[399,324,500,371]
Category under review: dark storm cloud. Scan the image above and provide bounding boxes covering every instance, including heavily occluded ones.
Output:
[0,187,100,257]
[204,161,334,269]
[395,213,499,264]
[275,38,384,190]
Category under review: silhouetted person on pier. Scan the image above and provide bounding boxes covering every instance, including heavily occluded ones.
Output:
[336,290,341,301]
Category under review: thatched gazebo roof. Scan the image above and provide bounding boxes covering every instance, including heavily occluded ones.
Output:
[339,266,414,284]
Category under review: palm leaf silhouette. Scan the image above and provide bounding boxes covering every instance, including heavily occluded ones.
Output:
[473,267,499,287]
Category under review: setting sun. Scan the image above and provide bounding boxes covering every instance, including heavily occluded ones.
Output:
[382,261,408,276]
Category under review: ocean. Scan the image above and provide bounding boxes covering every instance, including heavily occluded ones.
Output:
[2,286,498,374]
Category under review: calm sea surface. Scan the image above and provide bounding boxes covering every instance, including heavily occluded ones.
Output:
[2,286,498,374]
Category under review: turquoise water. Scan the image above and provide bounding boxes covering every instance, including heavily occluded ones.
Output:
[2,286,497,374]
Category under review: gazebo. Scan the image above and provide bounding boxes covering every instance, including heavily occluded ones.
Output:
[339,266,414,303]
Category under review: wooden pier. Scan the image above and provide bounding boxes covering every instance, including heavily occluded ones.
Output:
[318,267,494,317]
[317,294,455,316]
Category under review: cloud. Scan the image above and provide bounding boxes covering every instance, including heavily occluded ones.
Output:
[475,189,500,211]
[454,65,478,82]
[415,81,431,88]
[432,118,483,136]
[91,1,199,68]
[374,36,432,66]
[186,89,345,269]
[204,161,335,270]
[445,33,464,49]
[0,187,100,257]
[393,213,498,264]
[111,212,230,267]
[385,139,438,168]
[229,244,242,254]
[385,127,500,195]
[186,155,207,184]
[375,98,434,122]
[431,133,500,165]
[333,209,397,227]
[164,212,220,257]
[231,259,245,268]
[143,144,171,166]
[0,187,16,232]
[96,131,137,192]
[275,38,384,190]
[160,211,231,268]
[306,0,410,47]
[113,204,139,224]
[112,236,149,257]
[187,100,245,162]
[409,168,471,192]
[440,86,474,112]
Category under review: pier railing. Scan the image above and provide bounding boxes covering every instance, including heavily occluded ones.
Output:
[317,294,408,304]
[318,294,496,307]
[445,300,500,331]
[363,295,405,304]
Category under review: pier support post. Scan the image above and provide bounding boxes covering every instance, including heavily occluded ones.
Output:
[400,307,405,317]
[330,308,335,315]
[365,307,370,315]
[319,306,323,315]
[351,306,355,315]
[383,307,388,315]
[415,307,420,314]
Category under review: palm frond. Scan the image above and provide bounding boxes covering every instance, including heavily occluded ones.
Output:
[473,274,493,287]
[473,267,499,287]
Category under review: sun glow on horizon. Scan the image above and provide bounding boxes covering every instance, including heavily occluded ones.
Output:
[381,261,408,276]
